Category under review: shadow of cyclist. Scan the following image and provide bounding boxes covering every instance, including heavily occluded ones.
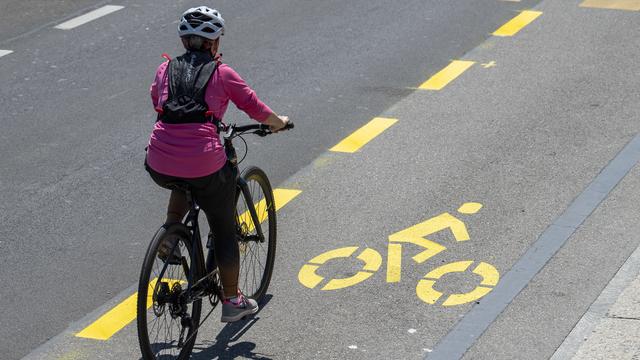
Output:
[189,294,273,360]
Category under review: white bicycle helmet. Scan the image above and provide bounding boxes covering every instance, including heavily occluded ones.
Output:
[178,6,225,40]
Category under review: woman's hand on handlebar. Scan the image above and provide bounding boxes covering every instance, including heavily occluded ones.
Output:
[272,116,289,133]
[264,113,289,133]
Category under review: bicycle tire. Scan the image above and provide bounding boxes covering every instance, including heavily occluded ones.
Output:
[137,223,203,360]
[235,166,277,302]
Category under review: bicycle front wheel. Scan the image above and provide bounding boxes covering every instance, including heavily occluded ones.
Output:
[137,223,203,360]
[235,166,277,302]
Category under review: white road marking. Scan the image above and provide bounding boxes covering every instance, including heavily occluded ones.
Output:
[408,328,417,334]
[54,5,124,30]
[348,345,358,349]
[0,50,14,58]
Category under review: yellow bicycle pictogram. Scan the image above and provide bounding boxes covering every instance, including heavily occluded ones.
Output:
[297,202,500,306]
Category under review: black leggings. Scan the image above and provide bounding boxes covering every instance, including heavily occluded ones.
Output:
[146,161,239,298]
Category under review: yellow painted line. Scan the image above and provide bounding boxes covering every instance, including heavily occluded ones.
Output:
[580,0,640,11]
[76,278,183,340]
[418,60,476,91]
[321,249,381,289]
[424,260,473,280]
[458,202,483,214]
[298,264,324,288]
[416,261,500,306]
[237,188,302,231]
[299,247,382,290]
[473,262,500,286]
[76,291,139,340]
[308,246,358,265]
[330,117,398,153]
[322,271,374,291]
[386,243,403,283]
[416,279,442,304]
[492,10,543,37]
[357,248,383,272]
[442,286,494,307]
[78,189,301,341]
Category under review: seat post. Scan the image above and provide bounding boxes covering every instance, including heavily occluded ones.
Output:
[166,182,198,216]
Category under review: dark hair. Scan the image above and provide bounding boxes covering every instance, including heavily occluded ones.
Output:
[181,35,214,51]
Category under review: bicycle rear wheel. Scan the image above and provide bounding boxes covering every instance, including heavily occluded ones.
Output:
[235,166,277,302]
[137,223,203,360]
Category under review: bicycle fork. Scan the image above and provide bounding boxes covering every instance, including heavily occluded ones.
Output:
[237,177,267,242]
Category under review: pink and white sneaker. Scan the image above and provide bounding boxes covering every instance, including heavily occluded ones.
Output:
[221,291,259,322]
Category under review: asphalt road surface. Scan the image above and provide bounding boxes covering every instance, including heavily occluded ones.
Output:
[2,0,639,359]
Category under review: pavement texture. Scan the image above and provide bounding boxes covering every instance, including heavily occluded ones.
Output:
[0,0,105,42]
[564,245,640,360]
[2,0,640,359]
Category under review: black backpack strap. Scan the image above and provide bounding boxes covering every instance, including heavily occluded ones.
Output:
[167,59,179,100]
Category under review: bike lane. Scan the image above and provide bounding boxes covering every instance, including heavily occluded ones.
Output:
[21,0,640,359]
[2,0,537,357]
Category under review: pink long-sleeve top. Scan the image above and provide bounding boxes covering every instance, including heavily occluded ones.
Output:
[146,60,273,178]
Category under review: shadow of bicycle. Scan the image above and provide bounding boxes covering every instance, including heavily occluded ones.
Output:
[189,294,274,360]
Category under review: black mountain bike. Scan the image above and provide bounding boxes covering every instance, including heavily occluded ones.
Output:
[137,122,293,359]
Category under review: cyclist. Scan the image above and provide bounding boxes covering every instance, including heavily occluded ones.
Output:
[144,6,288,322]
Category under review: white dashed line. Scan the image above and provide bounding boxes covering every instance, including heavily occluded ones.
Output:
[54,5,124,30]
[0,50,14,58]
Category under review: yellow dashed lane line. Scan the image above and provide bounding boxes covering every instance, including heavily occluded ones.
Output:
[580,0,640,11]
[419,60,476,91]
[75,278,176,340]
[493,10,543,37]
[330,117,398,153]
[76,188,301,341]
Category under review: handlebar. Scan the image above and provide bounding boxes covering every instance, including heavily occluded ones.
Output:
[223,121,293,165]
[231,121,294,137]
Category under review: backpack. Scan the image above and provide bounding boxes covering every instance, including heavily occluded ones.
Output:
[156,51,219,124]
